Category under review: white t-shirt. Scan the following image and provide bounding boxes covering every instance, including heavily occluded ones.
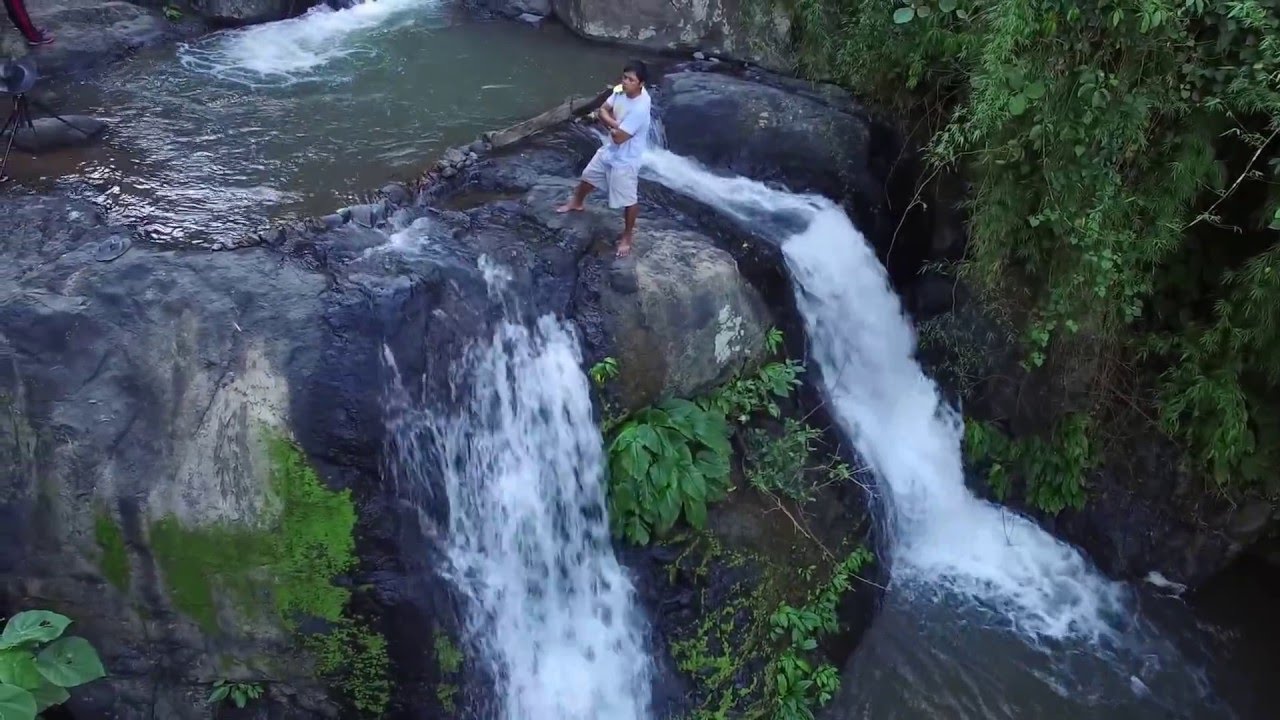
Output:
[600,86,652,169]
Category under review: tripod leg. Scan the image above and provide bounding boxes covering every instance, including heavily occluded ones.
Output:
[0,99,23,181]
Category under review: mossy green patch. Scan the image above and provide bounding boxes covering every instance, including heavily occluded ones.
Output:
[94,508,131,592]
[148,432,388,716]
[432,628,464,714]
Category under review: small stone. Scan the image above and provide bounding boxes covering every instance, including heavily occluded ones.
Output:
[380,183,410,205]
[693,51,706,60]
[468,140,486,155]
[467,151,478,163]
[517,12,544,25]
[442,147,466,166]
[441,166,457,179]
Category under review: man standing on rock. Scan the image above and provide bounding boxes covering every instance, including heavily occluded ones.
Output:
[557,59,652,258]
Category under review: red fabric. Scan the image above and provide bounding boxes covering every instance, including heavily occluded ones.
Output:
[3,0,42,42]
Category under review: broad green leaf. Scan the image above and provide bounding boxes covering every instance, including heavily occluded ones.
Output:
[1025,80,1046,99]
[915,4,932,17]
[683,497,708,530]
[28,681,68,712]
[0,652,41,690]
[0,612,70,650]
[1008,94,1028,115]
[892,7,914,24]
[939,0,957,11]
[682,469,707,502]
[35,637,106,688]
[634,425,662,455]
[656,489,682,532]
[0,684,36,720]
[209,684,230,704]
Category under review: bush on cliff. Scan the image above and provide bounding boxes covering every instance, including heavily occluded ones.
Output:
[791,0,1280,501]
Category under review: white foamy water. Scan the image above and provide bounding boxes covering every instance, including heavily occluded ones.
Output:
[383,269,652,719]
[178,0,433,86]
[641,148,1127,642]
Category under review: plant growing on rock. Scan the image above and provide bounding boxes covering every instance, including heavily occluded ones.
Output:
[208,679,263,709]
[607,398,733,544]
[0,610,106,720]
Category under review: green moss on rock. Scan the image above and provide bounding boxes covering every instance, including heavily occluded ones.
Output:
[148,432,388,715]
[94,508,131,592]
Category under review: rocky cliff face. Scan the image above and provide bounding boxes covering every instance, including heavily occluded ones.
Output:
[1,61,899,717]
[552,0,796,71]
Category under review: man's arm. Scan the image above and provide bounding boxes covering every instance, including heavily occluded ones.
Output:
[608,99,648,145]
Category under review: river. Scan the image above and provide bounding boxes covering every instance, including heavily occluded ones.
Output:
[10,0,636,244]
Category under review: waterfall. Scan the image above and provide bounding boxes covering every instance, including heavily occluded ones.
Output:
[383,262,652,719]
[177,0,435,86]
[641,148,1126,641]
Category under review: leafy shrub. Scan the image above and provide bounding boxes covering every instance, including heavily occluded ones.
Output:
[208,680,262,709]
[0,610,106,720]
[607,398,732,544]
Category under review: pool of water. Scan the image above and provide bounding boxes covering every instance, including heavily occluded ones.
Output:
[7,0,638,243]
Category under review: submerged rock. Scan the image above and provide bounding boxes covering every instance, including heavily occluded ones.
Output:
[10,114,106,152]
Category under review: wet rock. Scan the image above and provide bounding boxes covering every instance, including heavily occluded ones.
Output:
[10,115,106,153]
[466,0,551,18]
[0,0,182,79]
[552,0,795,71]
[191,0,315,25]
[441,166,458,179]
[657,68,900,260]
[517,12,545,25]
[584,229,773,411]
[380,182,411,206]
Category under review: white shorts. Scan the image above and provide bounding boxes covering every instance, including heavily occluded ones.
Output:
[581,149,639,209]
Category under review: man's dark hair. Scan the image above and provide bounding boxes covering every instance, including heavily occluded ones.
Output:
[623,59,649,84]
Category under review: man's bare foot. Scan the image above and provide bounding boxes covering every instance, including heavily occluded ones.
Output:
[615,233,634,258]
[556,201,585,213]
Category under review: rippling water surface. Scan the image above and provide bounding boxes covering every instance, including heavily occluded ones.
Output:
[9,1,635,242]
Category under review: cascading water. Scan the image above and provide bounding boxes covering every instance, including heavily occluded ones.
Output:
[177,0,433,85]
[383,261,652,720]
[640,149,1226,716]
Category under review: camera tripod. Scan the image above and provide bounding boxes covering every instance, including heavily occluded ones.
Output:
[1,92,91,182]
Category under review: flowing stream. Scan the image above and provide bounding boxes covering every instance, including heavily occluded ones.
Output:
[640,149,1240,719]
[383,264,652,719]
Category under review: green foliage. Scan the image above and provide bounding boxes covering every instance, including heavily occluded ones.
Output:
[793,0,1280,493]
[965,415,1096,514]
[148,433,388,716]
[432,629,463,713]
[607,398,733,544]
[744,419,858,504]
[588,356,619,386]
[704,356,804,424]
[666,534,872,720]
[0,610,106,720]
[605,328,811,544]
[765,548,873,720]
[163,3,182,21]
[208,680,262,709]
[93,509,130,592]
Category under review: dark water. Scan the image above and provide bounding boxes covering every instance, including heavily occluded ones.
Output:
[5,0,637,243]
[828,566,1278,720]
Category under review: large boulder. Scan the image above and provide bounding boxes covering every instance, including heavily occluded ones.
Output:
[1,0,185,79]
[191,0,315,25]
[552,0,795,71]
[654,66,913,280]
